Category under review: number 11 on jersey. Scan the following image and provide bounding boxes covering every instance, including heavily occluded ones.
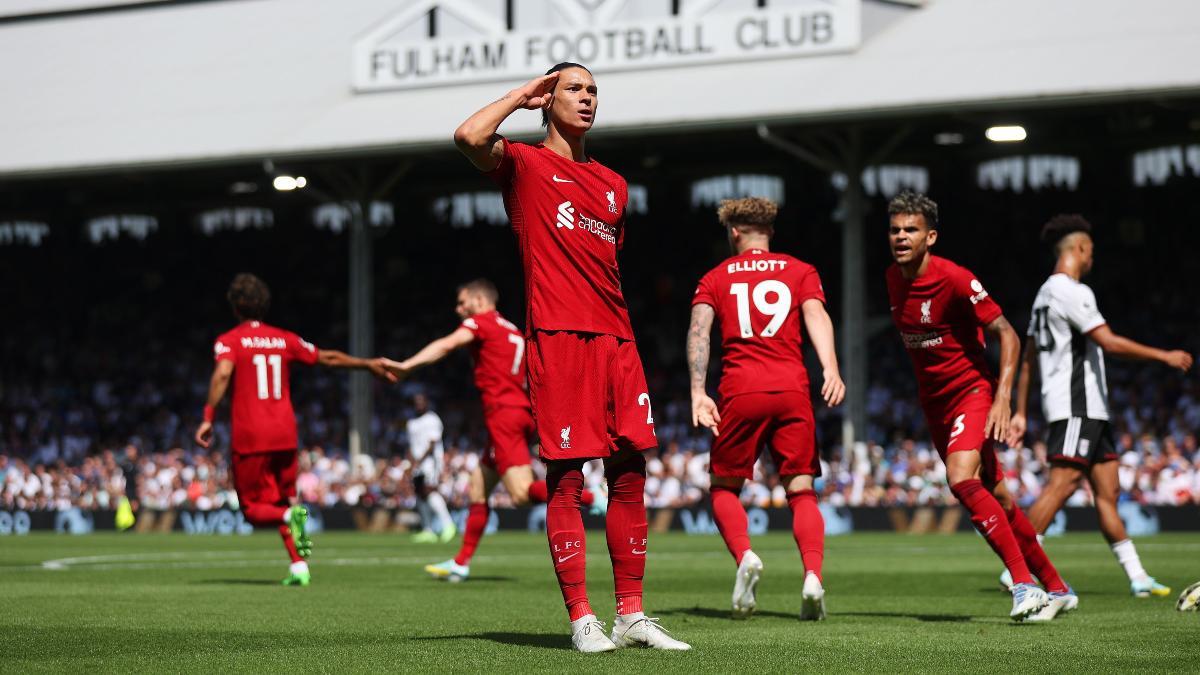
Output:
[251,353,282,400]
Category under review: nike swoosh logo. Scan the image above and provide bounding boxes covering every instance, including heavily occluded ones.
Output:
[552,175,573,183]
[557,552,580,563]
[632,549,646,555]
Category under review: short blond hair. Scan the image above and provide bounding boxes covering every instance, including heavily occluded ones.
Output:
[717,197,777,233]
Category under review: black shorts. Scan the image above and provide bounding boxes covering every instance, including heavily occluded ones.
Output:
[1047,417,1117,468]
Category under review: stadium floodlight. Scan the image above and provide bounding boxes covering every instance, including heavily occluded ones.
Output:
[985,125,1027,143]
[273,175,307,191]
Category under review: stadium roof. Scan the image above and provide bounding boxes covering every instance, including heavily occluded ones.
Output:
[1,0,1199,178]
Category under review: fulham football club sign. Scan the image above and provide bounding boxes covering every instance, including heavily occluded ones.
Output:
[353,0,861,93]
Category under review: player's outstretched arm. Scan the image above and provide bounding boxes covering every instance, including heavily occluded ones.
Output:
[687,303,721,435]
[194,359,234,449]
[384,328,475,381]
[454,72,559,172]
[1088,325,1194,372]
[317,349,399,383]
[984,315,1021,442]
[801,299,846,407]
[1006,337,1038,447]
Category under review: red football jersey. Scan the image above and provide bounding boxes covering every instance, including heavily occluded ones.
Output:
[693,248,826,400]
[886,255,1003,404]
[489,139,634,339]
[213,320,318,454]
[461,309,531,412]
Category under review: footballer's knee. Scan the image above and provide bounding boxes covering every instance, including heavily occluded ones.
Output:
[710,474,745,491]
[781,474,815,493]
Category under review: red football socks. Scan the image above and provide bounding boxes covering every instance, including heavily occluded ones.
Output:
[529,480,594,507]
[1006,505,1068,593]
[605,455,647,616]
[277,524,303,564]
[454,503,490,566]
[528,480,548,503]
[242,503,287,528]
[546,463,590,619]
[710,485,751,565]
[951,479,1033,585]
[787,489,825,581]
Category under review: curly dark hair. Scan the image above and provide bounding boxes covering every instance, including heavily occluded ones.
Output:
[227,273,270,320]
[1040,214,1092,251]
[887,191,939,230]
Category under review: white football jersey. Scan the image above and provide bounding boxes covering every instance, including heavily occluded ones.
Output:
[406,411,444,462]
[1027,273,1109,422]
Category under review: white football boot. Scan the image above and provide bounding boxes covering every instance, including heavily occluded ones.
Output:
[800,572,826,621]
[731,550,763,619]
[1026,586,1078,622]
[570,615,618,653]
[610,616,691,650]
[1010,583,1050,622]
[424,559,469,583]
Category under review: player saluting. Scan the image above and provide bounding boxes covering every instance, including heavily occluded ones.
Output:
[453,63,689,651]
[1005,215,1193,597]
[885,192,1073,622]
[194,273,394,586]
[688,198,844,620]
[382,279,605,582]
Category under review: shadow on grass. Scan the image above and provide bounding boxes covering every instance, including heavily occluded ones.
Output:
[432,575,517,583]
[838,611,972,623]
[191,579,280,586]
[655,606,799,620]
[410,632,566,649]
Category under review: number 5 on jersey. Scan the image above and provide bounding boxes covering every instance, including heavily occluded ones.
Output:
[730,280,792,338]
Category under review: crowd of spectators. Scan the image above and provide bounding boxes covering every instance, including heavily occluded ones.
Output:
[4,190,1200,514]
[5,373,1200,512]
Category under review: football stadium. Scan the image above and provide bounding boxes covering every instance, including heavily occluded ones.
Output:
[3,0,1200,670]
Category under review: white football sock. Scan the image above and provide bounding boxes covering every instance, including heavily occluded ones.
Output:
[1036,534,1044,545]
[1111,539,1148,581]
[427,491,454,532]
[290,561,309,575]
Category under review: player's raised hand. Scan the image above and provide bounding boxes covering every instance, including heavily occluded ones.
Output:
[984,399,1011,444]
[821,369,845,407]
[367,357,400,383]
[512,72,558,111]
[1006,413,1027,448]
[1164,350,1193,372]
[194,421,213,449]
[692,393,721,436]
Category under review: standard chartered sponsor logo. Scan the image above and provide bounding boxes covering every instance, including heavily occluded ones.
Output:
[556,201,575,230]
[901,331,943,349]
[554,201,617,244]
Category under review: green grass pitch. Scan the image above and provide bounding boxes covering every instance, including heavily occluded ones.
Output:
[2,531,1197,672]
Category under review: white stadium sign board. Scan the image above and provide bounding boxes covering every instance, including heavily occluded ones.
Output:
[353,0,861,92]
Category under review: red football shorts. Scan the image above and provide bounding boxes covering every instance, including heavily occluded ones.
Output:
[231,450,297,506]
[924,386,1002,487]
[526,330,657,461]
[710,390,819,479]
[481,405,535,475]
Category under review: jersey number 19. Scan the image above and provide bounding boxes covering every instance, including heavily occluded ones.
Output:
[730,281,791,338]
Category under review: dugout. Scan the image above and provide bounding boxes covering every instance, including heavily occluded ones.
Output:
[2,0,1199,458]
